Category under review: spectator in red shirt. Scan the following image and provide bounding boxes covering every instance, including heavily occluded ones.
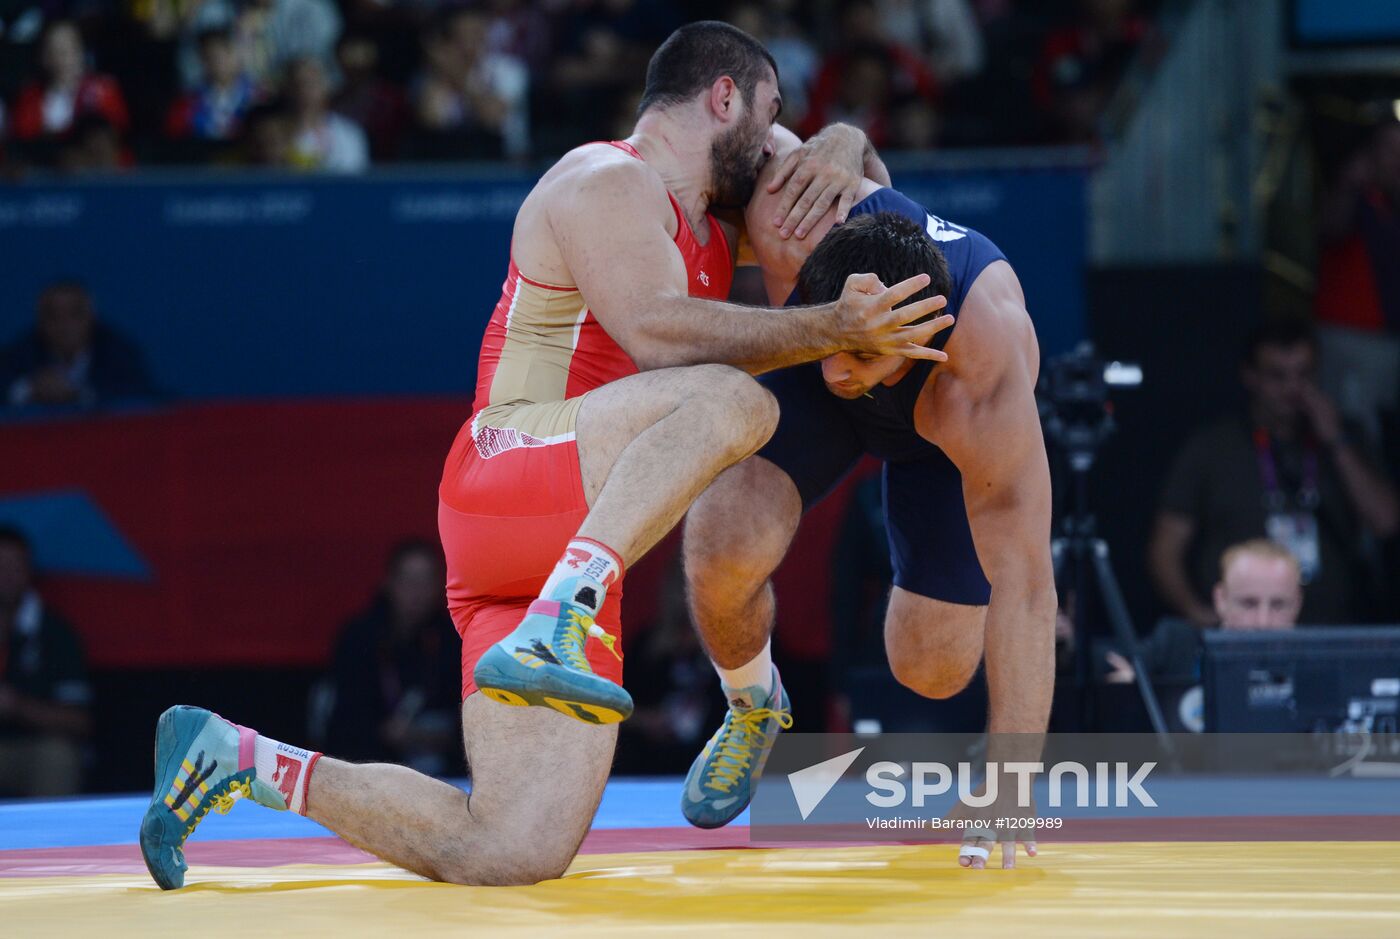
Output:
[801,0,939,147]
[1316,121,1400,336]
[11,20,129,145]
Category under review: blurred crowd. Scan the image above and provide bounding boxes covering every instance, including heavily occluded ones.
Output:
[0,0,1159,175]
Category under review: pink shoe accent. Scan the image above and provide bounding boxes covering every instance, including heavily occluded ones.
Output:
[235,724,257,772]
[526,599,562,617]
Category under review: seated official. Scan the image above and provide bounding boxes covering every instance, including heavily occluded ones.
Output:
[0,525,93,797]
[1106,538,1303,684]
[1,281,158,409]
[319,540,462,776]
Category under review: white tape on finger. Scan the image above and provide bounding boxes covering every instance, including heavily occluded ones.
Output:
[958,843,991,861]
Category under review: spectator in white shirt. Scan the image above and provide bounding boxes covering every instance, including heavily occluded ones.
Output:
[286,57,369,173]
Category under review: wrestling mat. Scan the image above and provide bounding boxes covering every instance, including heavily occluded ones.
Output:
[4,779,1399,937]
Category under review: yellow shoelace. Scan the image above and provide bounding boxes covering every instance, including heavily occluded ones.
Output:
[705,706,794,792]
[180,777,253,839]
[210,779,252,815]
[560,608,622,671]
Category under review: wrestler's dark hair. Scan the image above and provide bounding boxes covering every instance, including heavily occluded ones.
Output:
[797,212,952,330]
[637,21,778,116]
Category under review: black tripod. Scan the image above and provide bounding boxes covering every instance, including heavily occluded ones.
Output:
[1041,352,1176,755]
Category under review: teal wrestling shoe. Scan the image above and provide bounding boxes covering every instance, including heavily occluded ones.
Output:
[473,578,633,724]
[139,706,289,890]
[681,666,792,829]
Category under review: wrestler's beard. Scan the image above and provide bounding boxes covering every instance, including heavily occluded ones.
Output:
[708,119,764,209]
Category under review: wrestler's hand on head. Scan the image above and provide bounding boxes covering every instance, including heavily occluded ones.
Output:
[832,272,952,361]
[768,124,867,240]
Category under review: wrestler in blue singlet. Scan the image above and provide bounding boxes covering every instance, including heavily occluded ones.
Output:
[758,187,1009,605]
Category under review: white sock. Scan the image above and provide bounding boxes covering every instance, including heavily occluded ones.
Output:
[252,734,320,815]
[715,639,774,707]
[540,538,625,615]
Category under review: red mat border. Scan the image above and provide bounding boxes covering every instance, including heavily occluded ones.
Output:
[5,816,1399,879]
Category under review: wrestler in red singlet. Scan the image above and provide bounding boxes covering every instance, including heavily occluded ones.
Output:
[439,141,734,698]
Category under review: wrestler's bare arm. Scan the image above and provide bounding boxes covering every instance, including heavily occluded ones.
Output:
[538,154,948,374]
[919,262,1057,735]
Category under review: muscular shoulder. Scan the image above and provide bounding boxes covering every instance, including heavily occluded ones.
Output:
[940,260,1037,395]
[538,144,672,224]
[514,144,675,284]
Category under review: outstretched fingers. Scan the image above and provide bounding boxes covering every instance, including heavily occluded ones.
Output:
[875,273,933,309]
[886,312,954,360]
[892,296,949,326]
[891,340,949,362]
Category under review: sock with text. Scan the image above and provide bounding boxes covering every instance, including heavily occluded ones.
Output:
[540,537,625,616]
[248,731,321,815]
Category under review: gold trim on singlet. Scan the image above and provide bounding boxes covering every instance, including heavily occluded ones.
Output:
[487,276,589,410]
[472,272,590,457]
[475,396,584,444]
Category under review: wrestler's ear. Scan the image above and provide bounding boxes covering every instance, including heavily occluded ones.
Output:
[708,75,739,122]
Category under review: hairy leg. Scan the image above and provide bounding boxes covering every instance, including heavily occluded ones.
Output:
[883,587,987,699]
[682,456,803,668]
[574,365,779,565]
[305,694,616,885]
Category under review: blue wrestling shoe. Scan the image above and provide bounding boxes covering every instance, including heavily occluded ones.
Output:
[140,706,289,890]
[473,577,633,725]
[682,666,792,829]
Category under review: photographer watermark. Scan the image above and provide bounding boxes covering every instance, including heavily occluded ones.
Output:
[750,733,1400,843]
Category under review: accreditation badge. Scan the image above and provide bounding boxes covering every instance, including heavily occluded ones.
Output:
[1265,511,1321,585]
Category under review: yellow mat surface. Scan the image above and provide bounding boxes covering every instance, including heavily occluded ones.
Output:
[5,842,1400,938]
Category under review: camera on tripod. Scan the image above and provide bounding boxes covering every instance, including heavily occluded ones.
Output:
[1038,342,1142,470]
[1038,342,1172,740]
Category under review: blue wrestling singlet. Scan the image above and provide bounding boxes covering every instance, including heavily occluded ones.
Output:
[758,187,1009,606]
